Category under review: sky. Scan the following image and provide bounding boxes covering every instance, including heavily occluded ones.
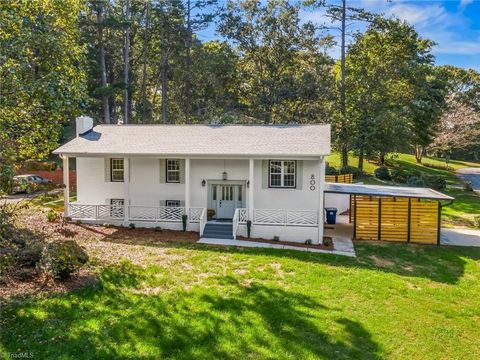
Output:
[197,0,480,71]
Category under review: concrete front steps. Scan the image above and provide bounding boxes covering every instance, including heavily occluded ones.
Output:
[202,223,233,240]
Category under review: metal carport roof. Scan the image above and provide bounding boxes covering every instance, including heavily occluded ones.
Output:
[325,183,454,201]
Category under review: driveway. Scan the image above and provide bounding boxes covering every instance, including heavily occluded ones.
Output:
[0,192,42,204]
[456,167,480,193]
[441,228,480,247]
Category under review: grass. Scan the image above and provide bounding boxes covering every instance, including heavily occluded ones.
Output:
[327,152,480,228]
[2,237,480,359]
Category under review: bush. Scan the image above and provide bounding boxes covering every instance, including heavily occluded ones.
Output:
[129,223,135,230]
[325,165,338,175]
[273,236,280,241]
[40,240,88,280]
[154,226,162,232]
[390,168,411,183]
[304,239,312,245]
[423,175,447,191]
[407,176,426,187]
[24,160,57,171]
[46,210,59,222]
[339,165,363,178]
[207,208,215,220]
[17,241,44,267]
[463,182,473,192]
[322,237,333,247]
[474,216,480,229]
[374,166,391,181]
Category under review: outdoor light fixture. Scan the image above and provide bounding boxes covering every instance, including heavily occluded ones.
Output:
[201,179,206,187]
[247,180,250,188]
[222,171,228,181]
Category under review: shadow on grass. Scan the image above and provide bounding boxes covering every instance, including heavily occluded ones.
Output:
[1,263,382,359]
[96,228,480,285]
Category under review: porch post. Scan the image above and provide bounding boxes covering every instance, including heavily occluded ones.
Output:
[317,156,326,244]
[185,158,191,220]
[248,158,254,221]
[124,158,130,222]
[62,155,69,217]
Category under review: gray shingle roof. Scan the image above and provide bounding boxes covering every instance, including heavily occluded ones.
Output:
[325,183,454,201]
[53,124,331,157]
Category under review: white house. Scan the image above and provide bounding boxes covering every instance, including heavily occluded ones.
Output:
[53,118,331,243]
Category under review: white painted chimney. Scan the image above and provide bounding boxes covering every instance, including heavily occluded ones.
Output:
[76,116,94,137]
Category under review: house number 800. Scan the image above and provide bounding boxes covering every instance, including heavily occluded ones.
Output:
[310,175,316,191]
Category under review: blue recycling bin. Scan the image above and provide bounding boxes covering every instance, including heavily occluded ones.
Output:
[325,207,338,225]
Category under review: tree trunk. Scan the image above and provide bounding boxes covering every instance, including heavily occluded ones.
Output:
[140,0,151,121]
[340,0,348,167]
[380,152,385,165]
[123,0,130,124]
[96,0,110,124]
[415,145,423,164]
[185,0,192,124]
[357,149,364,171]
[161,57,167,124]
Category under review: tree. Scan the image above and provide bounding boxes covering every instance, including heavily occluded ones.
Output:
[219,0,335,124]
[0,0,87,162]
[96,0,111,123]
[346,18,438,167]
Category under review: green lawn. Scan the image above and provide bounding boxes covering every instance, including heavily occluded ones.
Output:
[2,238,480,359]
[326,152,480,228]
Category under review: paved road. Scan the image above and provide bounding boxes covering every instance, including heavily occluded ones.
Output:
[441,228,480,247]
[456,167,480,193]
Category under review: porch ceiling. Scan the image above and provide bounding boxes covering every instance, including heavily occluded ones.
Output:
[325,183,454,201]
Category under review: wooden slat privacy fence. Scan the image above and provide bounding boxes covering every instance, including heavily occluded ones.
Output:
[351,196,440,244]
[325,174,353,183]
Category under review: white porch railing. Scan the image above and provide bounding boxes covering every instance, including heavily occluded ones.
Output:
[238,208,248,223]
[199,208,207,237]
[69,204,186,222]
[232,208,240,240]
[253,209,318,226]
[189,207,204,223]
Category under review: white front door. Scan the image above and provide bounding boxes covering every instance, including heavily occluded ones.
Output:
[217,185,235,219]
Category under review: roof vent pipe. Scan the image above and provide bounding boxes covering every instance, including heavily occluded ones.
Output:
[75,116,94,137]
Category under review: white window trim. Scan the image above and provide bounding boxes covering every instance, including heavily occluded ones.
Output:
[110,158,125,182]
[269,160,296,189]
[166,159,180,183]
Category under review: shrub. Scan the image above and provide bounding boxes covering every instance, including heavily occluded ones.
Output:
[182,214,188,231]
[407,176,426,187]
[273,236,280,241]
[40,240,88,280]
[474,215,480,229]
[339,165,363,178]
[24,160,57,171]
[374,166,391,181]
[423,175,447,191]
[463,182,474,192]
[390,168,411,183]
[18,241,44,267]
[322,237,333,247]
[129,223,136,230]
[325,165,339,175]
[46,210,59,222]
[304,239,312,245]
[207,208,215,220]
[154,226,162,232]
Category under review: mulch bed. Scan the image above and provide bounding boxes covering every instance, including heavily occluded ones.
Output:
[236,236,334,251]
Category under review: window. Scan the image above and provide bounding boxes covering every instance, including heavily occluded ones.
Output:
[166,159,180,183]
[110,199,124,218]
[165,200,181,207]
[269,160,296,188]
[110,158,124,182]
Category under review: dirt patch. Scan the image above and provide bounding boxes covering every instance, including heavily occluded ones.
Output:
[0,268,97,300]
[368,255,395,268]
[237,236,334,250]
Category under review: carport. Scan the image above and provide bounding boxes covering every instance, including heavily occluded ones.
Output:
[325,183,454,245]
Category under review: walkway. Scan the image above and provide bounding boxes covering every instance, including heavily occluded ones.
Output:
[198,237,356,257]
